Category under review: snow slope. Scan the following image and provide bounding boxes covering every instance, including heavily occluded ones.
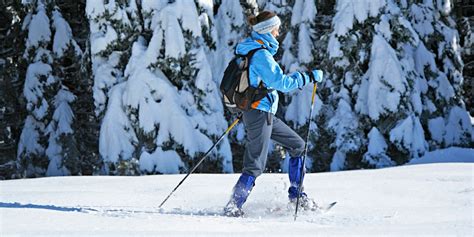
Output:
[1,151,473,236]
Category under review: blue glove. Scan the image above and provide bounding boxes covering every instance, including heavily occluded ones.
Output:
[311,70,324,83]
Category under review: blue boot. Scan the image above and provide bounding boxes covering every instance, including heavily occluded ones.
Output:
[288,157,317,210]
[288,156,305,199]
[224,173,255,217]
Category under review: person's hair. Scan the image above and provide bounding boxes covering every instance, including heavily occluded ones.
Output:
[247,11,277,26]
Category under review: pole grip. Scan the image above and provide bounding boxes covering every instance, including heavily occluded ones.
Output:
[311,83,318,104]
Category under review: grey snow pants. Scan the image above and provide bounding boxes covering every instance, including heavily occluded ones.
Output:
[242,109,305,177]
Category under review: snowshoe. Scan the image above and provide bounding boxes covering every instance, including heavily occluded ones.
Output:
[223,202,245,217]
[289,193,318,211]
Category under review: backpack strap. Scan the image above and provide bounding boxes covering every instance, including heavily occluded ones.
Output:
[246,47,267,90]
[245,45,275,110]
[234,40,274,110]
[249,39,267,85]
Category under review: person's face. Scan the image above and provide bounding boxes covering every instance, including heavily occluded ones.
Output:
[271,26,280,38]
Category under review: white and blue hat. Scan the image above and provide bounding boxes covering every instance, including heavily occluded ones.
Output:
[252,15,281,34]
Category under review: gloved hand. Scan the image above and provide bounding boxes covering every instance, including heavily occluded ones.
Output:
[310,70,324,83]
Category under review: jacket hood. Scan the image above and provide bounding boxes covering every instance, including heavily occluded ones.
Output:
[235,31,279,56]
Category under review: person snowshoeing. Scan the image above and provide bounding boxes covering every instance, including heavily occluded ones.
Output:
[223,10,324,217]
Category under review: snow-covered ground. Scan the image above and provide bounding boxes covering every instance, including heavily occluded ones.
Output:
[1,148,473,236]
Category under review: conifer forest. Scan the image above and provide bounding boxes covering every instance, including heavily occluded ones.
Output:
[1,0,472,179]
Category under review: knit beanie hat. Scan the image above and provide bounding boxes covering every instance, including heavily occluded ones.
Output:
[248,11,281,34]
[252,15,281,34]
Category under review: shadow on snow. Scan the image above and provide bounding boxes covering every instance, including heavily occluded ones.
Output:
[0,202,224,217]
[0,202,98,213]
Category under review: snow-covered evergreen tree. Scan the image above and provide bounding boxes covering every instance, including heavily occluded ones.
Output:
[17,1,55,177]
[322,0,472,170]
[18,1,80,177]
[326,0,432,169]
[94,0,233,175]
[86,0,142,174]
[45,8,83,176]
[407,0,472,148]
[138,0,232,173]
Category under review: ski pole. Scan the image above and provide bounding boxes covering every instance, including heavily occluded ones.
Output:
[294,83,318,221]
[159,113,243,209]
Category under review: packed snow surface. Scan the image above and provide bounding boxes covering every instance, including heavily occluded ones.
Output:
[1,149,473,236]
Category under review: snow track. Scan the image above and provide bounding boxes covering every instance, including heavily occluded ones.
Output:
[1,162,473,236]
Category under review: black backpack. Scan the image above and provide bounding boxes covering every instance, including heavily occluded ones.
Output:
[220,47,273,112]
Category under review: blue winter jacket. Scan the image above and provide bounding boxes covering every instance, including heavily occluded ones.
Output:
[235,31,312,114]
